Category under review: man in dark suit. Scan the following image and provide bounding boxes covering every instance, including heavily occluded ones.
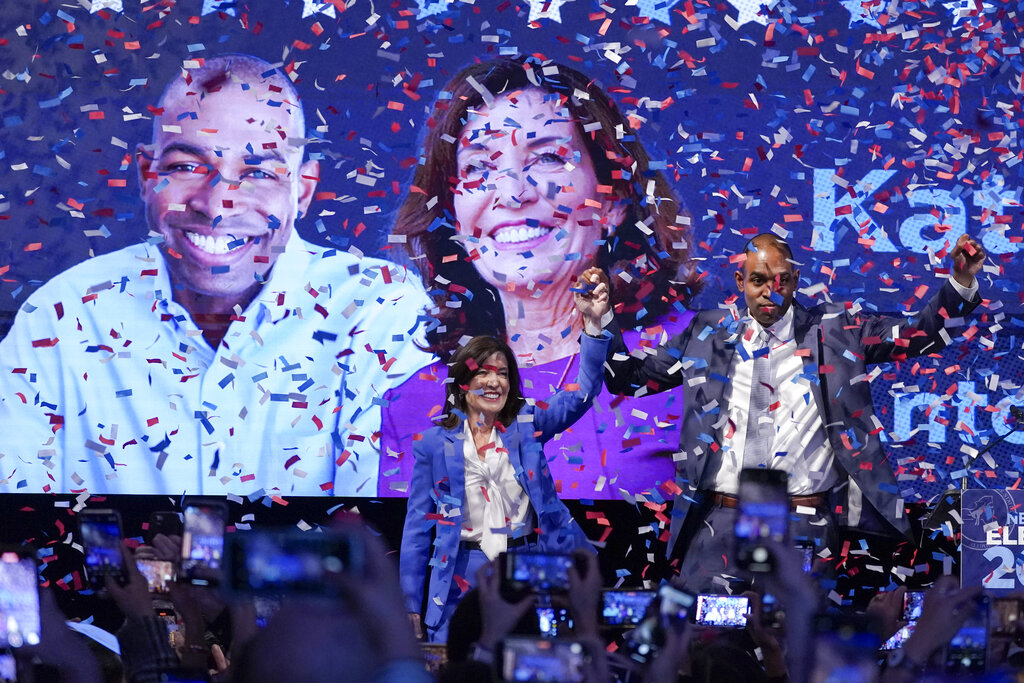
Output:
[600,232,985,591]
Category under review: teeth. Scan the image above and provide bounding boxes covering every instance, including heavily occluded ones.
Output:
[186,232,251,255]
[493,225,551,245]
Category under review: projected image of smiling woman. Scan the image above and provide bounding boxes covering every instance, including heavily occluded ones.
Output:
[394,56,700,364]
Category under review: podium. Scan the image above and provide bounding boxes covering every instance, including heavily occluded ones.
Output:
[961,489,1024,592]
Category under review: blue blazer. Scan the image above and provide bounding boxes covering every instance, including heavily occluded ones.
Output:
[605,280,980,554]
[400,332,608,627]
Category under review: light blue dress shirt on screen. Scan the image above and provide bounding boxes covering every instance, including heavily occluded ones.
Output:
[0,231,433,496]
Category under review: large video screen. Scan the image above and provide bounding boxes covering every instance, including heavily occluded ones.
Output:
[0,0,1020,500]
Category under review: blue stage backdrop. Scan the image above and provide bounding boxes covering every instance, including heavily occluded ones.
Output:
[0,0,1020,501]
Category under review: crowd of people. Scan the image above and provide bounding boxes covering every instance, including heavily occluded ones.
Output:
[3,513,1020,683]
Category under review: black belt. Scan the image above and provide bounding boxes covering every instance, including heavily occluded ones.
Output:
[709,491,828,510]
[460,533,537,552]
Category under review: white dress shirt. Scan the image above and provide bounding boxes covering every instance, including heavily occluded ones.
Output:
[460,423,534,559]
[707,275,979,496]
[0,231,433,496]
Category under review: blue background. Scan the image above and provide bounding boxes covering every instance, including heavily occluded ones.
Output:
[0,0,1021,500]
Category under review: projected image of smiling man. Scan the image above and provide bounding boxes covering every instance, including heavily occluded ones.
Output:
[0,54,433,496]
[138,59,316,348]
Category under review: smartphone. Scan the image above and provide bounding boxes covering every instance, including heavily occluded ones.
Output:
[944,595,990,674]
[136,558,176,594]
[795,540,815,573]
[180,500,228,587]
[499,637,588,683]
[601,589,657,627]
[622,584,695,664]
[224,528,365,595]
[499,551,574,601]
[814,613,883,680]
[0,654,15,683]
[693,594,749,628]
[147,511,184,544]
[992,597,1023,636]
[0,549,40,648]
[79,509,126,586]
[659,585,697,625]
[760,592,784,629]
[881,590,926,650]
[155,606,178,647]
[537,606,572,638]
[903,590,925,621]
[734,468,789,572]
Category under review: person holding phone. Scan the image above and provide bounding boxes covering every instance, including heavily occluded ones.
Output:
[600,232,986,592]
[400,269,608,642]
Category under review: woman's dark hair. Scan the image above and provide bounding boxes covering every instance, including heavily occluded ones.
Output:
[441,335,524,430]
[394,56,702,359]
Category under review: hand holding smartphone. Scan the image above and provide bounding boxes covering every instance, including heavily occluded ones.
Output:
[180,500,228,587]
[225,528,365,596]
[734,468,789,573]
[499,636,589,683]
[0,548,41,648]
[499,551,575,602]
[693,594,750,628]
[79,509,127,587]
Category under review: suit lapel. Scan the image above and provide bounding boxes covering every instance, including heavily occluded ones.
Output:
[501,423,531,493]
[791,305,831,424]
[443,426,466,509]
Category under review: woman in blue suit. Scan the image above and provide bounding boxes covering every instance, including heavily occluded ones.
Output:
[401,268,610,642]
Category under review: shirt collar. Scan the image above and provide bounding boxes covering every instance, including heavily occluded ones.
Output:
[150,229,316,327]
[746,304,795,344]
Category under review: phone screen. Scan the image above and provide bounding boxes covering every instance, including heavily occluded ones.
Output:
[136,559,176,594]
[659,585,696,624]
[501,552,573,599]
[537,606,572,638]
[601,590,656,627]
[694,594,749,628]
[80,510,125,582]
[880,591,926,650]
[501,637,587,683]
[734,469,789,572]
[0,551,40,648]
[181,502,228,587]
[226,530,363,595]
[0,654,15,683]
[945,597,989,674]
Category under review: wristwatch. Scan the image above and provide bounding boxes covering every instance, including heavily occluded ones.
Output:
[885,648,926,675]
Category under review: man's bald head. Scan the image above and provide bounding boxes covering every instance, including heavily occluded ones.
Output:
[742,233,794,263]
[154,54,305,141]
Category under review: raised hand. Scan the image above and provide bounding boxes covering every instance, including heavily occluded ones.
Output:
[950,234,985,287]
[573,266,611,335]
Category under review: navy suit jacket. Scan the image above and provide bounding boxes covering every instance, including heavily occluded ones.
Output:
[400,332,607,627]
[605,280,980,555]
